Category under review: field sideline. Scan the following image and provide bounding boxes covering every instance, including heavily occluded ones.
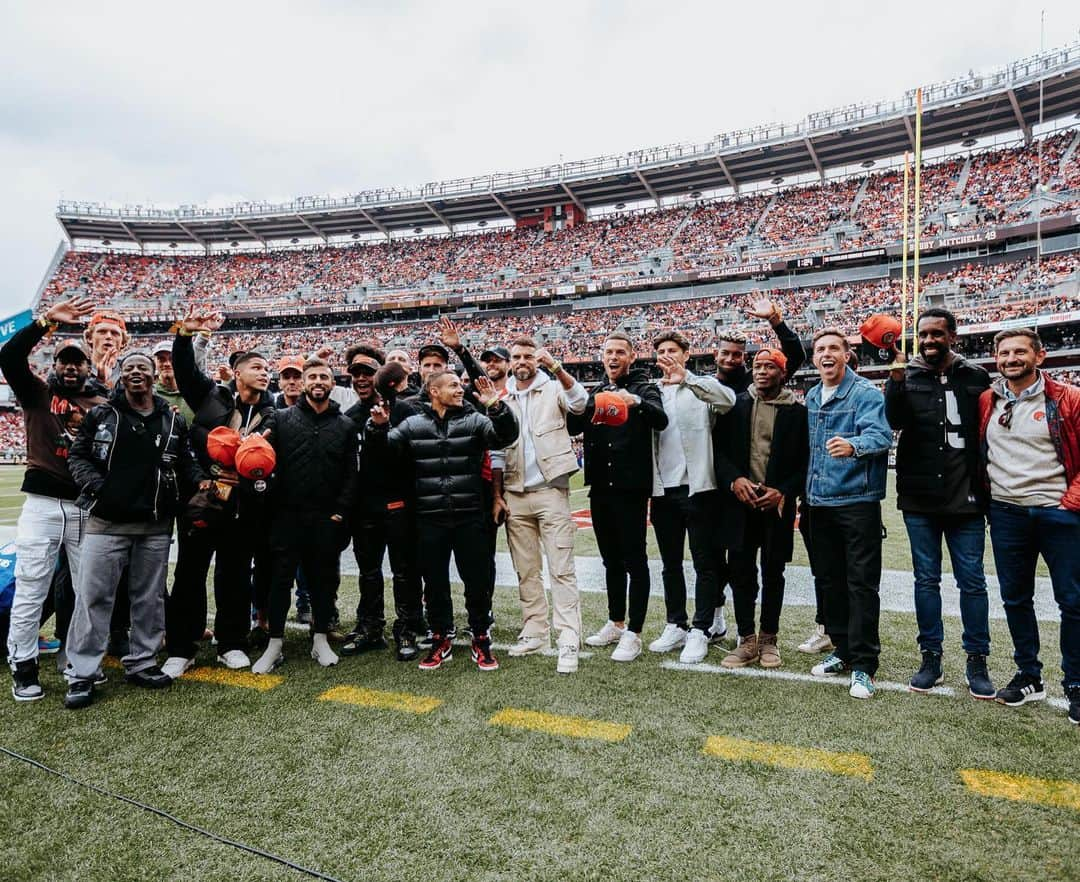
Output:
[0,467,1076,882]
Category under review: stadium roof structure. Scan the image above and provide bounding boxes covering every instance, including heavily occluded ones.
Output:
[57,43,1080,250]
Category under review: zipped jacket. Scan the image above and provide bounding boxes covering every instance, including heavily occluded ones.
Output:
[68,389,203,522]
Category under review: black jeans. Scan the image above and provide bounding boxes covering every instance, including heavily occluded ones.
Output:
[416,512,493,636]
[808,502,882,676]
[267,510,345,638]
[166,512,266,658]
[591,489,650,633]
[650,487,721,631]
[353,506,423,637]
[729,511,789,637]
[798,504,826,627]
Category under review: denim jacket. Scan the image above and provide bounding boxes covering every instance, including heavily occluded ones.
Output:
[805,368,893,507]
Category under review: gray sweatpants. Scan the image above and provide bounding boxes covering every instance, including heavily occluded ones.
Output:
[65,531,171,681]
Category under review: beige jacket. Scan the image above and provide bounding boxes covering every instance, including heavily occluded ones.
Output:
[496,372,585,492]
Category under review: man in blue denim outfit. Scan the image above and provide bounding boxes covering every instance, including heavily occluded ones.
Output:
[885,309,994,699]
[805,328,893,699]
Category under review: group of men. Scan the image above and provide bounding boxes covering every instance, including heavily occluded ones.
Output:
[2,294,1078,725]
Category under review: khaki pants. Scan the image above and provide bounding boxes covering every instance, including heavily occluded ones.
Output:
[505,486,581,646]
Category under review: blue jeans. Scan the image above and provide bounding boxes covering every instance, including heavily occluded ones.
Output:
[903,513,990,656]
[988,501,1080,690]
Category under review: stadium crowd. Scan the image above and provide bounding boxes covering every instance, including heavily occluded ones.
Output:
[38,132,1080,315]
[1,291,1078,728]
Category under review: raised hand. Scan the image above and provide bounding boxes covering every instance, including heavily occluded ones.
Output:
[94,347,119,381]
[369,403,390,425]
[744,294,778,322]
[657,353,686,386]
[888,347,907,381]
[438,316,461,351]
[214,364,234,384]
[535,347,557,371]
[43,296,95,326]
[315,345,334,361]
[181,304,225,333]
[473,375,499,407]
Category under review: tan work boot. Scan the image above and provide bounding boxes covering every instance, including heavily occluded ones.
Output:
[721,633,759,668]
[758,632,782,668]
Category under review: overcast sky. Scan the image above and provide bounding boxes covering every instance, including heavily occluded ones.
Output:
[1,1,1078,315]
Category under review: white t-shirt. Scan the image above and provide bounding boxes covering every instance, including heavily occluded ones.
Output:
[820,383,838,404]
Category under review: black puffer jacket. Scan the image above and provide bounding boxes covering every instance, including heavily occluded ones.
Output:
[68,389,203,522]
[884,354,990,510]
[372,400,517,516]
[271,398,357,515]
[568,368,668,494]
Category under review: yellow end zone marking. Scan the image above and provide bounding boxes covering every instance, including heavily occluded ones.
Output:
[489,708,631,742]
[181,667,282,691]
[960,769,1080,812]
[318,685,442,715]
[703,735,874,780]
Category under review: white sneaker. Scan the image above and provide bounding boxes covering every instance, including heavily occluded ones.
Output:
[217,650,251,670]
[679,628,710,664]
[648,623,687,653]
[585,620,626,647]
[311,633,339,667]
[161,656,194,679]
[508,635,549,657]
[611,631,642,662]
[708,607,728,642]
[556,644,579,674]
[797,624,834,655]
[252,639,284,675]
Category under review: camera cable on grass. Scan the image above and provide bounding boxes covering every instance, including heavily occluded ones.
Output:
[0,745,348,882]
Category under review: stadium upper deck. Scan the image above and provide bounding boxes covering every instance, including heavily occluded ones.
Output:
[55,43,1080,248]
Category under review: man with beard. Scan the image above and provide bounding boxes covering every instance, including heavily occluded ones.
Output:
[491,337,588,673]
[576,332,668,662]
[710,296,806,643]
[1,297,109,701]
[980,329,1080,724]
[368,372,517,671]
[885,308,994,699]
[160,310,277,678]
[341,344,423,661]
[806,328,892,700]
[63,351,204,709]
[253,358,357,674]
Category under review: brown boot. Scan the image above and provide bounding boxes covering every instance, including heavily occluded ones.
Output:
[721,633,759,668]
[758,632,782,668]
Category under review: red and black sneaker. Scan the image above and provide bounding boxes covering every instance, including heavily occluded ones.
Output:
[471,633,499,672]
[419,635,453,671]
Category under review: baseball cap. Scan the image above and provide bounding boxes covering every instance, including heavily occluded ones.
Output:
[277,355,304,375]
[753,348,788,374]
[480,346,510,362]
[859,314,902,351]
[591,391,630,427]
[235,433,276,480]
[53,340,90,363]
[417,343,450,363]
[152,340,172,357]
[206,426,242,468]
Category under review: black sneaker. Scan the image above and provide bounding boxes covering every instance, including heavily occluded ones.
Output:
[395,631,419,662]
[1066,685,1080,726]
[64,679,94,710]
[995,671,1046,707]
[11,659,44,702]
[908,650,944,693]
[418,631,435,649]
[340,631,388,657]
[296,606,312,625]
[470,633,499,672]
[965,653,995,700]
[124,665,172,689]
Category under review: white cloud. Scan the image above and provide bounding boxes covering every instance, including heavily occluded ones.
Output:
[1,0,1077,313]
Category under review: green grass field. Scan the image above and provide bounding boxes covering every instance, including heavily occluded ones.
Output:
[0,466,1076,882]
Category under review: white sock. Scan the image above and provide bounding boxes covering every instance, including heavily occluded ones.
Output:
[311,633,339,667]
[251,638,284,675]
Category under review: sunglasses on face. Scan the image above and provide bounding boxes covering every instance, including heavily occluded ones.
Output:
[348,363,377,377]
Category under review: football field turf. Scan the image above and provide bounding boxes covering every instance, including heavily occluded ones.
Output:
[0,467,1076,881]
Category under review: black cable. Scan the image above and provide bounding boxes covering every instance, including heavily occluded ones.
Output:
[0,745,347,882]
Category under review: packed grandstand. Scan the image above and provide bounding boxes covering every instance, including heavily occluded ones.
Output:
[4,44,1079,458]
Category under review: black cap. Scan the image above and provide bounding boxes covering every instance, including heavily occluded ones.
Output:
[417,343,450,363]
[54,341,90,363]
[480,346,510,362]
